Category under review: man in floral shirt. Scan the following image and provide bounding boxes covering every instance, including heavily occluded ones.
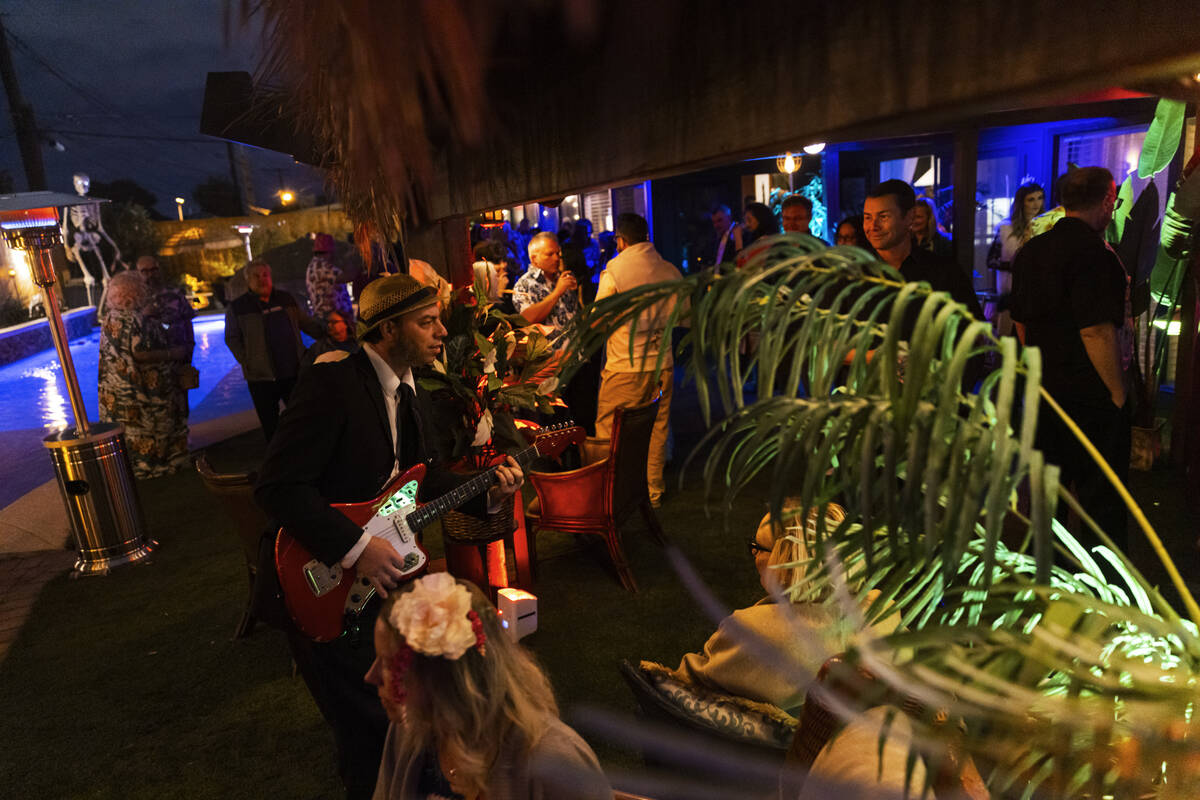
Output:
[512,232,578,343]
[137,255,193,471]
[306,232,354,323]
[513,231,600,429]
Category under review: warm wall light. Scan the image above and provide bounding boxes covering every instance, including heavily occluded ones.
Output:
[803,142,826,155]
[280,190,295,205]
[776,152,798,174]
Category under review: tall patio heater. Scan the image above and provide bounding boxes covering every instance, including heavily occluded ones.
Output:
[0,191,155,575]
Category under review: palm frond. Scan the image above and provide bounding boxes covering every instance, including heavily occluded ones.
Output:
[563,233,1200,796]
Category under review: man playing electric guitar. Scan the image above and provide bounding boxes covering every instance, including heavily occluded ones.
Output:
[255,274,523,799]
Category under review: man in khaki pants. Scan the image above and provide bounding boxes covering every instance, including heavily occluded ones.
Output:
[594,213,683,507]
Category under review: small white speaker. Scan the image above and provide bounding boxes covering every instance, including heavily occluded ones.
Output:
[497,588,538,641]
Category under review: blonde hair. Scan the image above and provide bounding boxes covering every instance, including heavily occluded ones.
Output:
[912,197,939,246]
[762,501,847,594]
[379,580,559,798]
[105,270,148,312]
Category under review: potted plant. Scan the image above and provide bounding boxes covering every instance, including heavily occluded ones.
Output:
[417,280,563,466]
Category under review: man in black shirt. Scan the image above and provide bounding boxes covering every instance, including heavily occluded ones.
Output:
[1011,167,1129,552]
[862,180,986,387]
[863,180,984,319]
[224,260,325,440]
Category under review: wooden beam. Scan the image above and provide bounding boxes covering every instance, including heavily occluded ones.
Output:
[428,0,1200,221]
[952,129,979,272]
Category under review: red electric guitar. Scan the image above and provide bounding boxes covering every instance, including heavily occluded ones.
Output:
[275,423,584,641]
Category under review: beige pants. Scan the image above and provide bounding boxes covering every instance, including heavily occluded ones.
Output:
[595,367,673,504]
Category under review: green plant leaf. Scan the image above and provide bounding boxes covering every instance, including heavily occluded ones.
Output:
[1137,98,1185,179]
[1108,176,1134,244]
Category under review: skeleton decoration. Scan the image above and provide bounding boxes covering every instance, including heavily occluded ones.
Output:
[61,173,123,300]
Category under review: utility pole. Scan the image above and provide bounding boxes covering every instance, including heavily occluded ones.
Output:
[226,141,248,216]
[0,17,47,191]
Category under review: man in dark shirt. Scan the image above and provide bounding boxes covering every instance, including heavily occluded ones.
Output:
[863,180,985,319]
[862,180,986,387]
[1011,167,1129,552]
[224,260,325,440]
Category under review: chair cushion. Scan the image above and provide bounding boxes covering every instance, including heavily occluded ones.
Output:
[797,706,927,799]
[638,660,797,749]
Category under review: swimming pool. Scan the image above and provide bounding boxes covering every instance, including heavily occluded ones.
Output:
[0,314,252,506]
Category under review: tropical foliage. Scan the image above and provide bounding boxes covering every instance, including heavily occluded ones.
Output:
[563,235,1200,797]
[418,282,562,459]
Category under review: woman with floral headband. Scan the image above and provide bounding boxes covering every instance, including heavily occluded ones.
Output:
[365,574,612,800]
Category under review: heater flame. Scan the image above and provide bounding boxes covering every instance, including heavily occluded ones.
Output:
[0,207,58,231]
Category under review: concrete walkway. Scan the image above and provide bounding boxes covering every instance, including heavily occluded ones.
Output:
[0,407,261,662]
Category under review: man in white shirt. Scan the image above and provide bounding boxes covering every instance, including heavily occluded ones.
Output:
[594,213,683,506]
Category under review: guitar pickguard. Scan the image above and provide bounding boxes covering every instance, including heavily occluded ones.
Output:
[374,479,420,517]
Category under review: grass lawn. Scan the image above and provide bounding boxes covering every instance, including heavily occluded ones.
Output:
[0,412,768,798]
[5,367,1192,799]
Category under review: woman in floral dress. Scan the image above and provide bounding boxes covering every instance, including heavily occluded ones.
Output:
[98,271,190,478]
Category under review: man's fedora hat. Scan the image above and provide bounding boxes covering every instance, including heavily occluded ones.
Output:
[357,274,438,338]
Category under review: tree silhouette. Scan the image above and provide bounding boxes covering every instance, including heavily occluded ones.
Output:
[192,176,243,218]
[89,179,160,215]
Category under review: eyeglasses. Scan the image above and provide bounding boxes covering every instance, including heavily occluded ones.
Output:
[746,538,772,557]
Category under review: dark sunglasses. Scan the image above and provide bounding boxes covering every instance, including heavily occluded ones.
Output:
[746,538,772,557]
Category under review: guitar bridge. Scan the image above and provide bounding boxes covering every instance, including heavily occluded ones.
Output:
[303,559,343,598]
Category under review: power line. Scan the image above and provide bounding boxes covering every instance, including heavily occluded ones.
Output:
[5,29,114,116]
[43,128,224,144]
[48,129,227,187]
[4,26,229,167]
[41,112,202,119]
[0,26,313,209]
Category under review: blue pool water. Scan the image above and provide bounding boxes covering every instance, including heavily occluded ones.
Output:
[0,314,252,507]
[0,314,249,433]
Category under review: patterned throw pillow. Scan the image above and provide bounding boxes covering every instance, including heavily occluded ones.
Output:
[638,660,798,749]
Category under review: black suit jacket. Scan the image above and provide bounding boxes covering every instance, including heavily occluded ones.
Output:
[255,347,481,566]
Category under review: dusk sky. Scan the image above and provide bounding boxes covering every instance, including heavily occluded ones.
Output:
[0,0,324,216]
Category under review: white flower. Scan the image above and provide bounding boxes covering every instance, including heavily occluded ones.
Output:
[432,358,447,375]
[537,376,558,395]
[482,348,497,374]
[388,573,476,659]
[472,409,494,447]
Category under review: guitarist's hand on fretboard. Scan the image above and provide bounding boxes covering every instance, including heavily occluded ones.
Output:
[486,455,525,508]
[356,537,407,598]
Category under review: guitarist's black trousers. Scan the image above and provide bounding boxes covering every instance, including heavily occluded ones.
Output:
[287,602,388,800]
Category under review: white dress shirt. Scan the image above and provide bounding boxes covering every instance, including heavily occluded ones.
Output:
[340,344,416,568]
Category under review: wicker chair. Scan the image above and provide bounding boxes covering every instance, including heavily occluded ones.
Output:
[194,454,270,639]
[525,397,665,591]
[786,654,988,799]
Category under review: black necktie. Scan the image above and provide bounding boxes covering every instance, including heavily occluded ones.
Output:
[395,384,421,468]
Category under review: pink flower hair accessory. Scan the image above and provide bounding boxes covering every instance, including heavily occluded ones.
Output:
[389,573,485,660]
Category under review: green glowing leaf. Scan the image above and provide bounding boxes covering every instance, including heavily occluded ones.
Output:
[1137,98,1185,179]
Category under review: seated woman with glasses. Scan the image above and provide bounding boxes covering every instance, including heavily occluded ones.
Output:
[667,502,891,715]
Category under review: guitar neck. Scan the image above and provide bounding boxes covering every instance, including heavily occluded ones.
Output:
[405,444,540,531]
